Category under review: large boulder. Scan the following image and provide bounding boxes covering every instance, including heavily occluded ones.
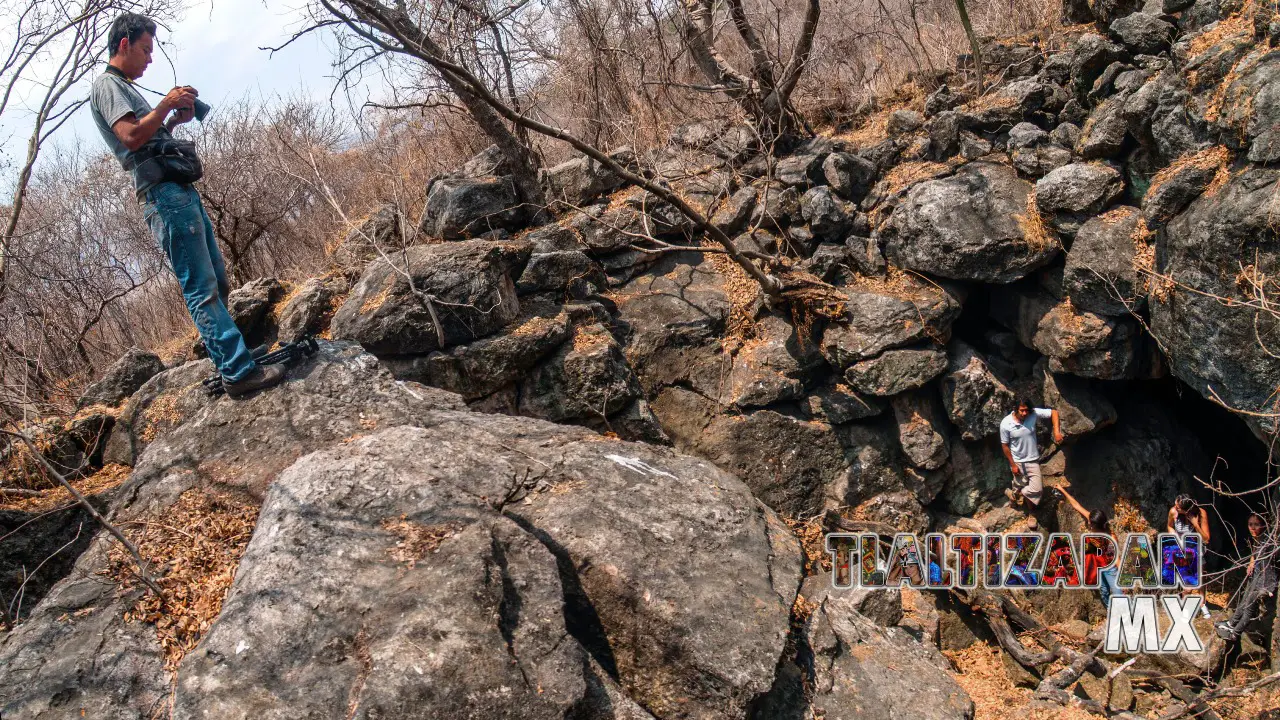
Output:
[421,175,527,240]
[784,580,975,720]
[1109,12,1174,55]
[1141,148,1226,229]
[844,346,948,397]
[0,344,803,720]
[939,341,1017,441]
[543,148,633,208]
[518,323,643,422]
[724,314,823,408]
[992,286,1141,379]
[276,275,350,343]
[884,162,1059,283]
[820,272,964,369]
[331,240,531,356]
[823,151,878,201]
[331,204,410,268]
[1062,205,1148,316]
[1203,48,1280,164]
[892,389,951,470]
[1035,162,1125,235]
[1034,358,1117,438]
[77,347,165,409]
[1150,166,1280,439]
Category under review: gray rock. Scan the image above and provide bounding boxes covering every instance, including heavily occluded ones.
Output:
[1071,34,1128,94]
[381,302,580,400]
[959,132,994,159]
[749,180,802,229]
[517,250,603,295]
[844,346,949,397]
[101,358,215,466]
[543,148,633,208]
[939,341,1017,441]
[332,204,410,268]
[611,257,729,396]
[1110,13,1175,55]
[1035,358,1118,437]
[799,586,975,720]
[276,275,350,343]
[820,272,964,368]
[1013,143,1075,176]
[1035,162,1125,235]
[929,111,962,160]
[992,286,1141,379]
[200,277,285,352]
[775,152,825,187]
[725,314,822,408]
[1052,122,1083,148]
[422,175,527,240]
[801,573,903,627]
[331,240,531,355]
[2,344,802,719]
[887,109,925,135]
[1079,95,1131,159]
[1141,152,1221,229]
[518,323,642,422]
[710,185,758,236]
[77,348,165,409]
[822,152,877,203]
[800,186,854,241]
[806,383,886,423]
[892,389,952,470]
[1063,205,1148,315]
[1008,122,1049,149]
[885,162,1060,283]
[944,437,1015,514]
[1151,166,1280,439]
[1206,49,1280,163]
[925,84,963,115]
[1163,0,1195,10]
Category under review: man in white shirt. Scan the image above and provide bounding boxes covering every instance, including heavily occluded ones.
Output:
[999,397,1063,509]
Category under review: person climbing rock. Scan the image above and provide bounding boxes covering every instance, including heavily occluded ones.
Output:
[89,13,284,398]
[999,397,1062,511]
[1216,513,1279,642]
[1055,484,1123,606]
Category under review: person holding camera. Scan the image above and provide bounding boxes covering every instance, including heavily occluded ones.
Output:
[90,13,284,397]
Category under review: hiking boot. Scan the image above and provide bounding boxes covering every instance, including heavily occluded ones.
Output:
[224,364,286,398]
[250,343,271,360]
[1214,622,1238,641]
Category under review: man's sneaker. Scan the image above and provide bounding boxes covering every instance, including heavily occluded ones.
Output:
[1200,602,1212,619]
[224,364,286,398]
[1214,622,1238,641]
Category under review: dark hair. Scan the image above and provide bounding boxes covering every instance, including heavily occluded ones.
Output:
[1088,510,1109,532]
[1248,513,1265,527]
[1015,396,1035,411]
[1175,494,1194,512]
[107,13,156,57]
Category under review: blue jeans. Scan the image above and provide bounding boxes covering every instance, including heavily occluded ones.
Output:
[143,182,255,382]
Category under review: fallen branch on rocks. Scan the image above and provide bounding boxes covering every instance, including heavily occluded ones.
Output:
[0,428,161,599]
[1155,669,1280,720]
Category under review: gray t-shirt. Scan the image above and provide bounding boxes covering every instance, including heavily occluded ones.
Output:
[999,408,1053,463]
[90,72,163,198]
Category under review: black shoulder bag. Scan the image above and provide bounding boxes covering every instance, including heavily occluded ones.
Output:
[104,66,204,185]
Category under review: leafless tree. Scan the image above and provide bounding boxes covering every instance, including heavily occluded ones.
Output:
[678,0,820,142]
[0,0,181,301]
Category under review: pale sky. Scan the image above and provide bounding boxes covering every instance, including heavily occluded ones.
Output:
[0,0,376,177]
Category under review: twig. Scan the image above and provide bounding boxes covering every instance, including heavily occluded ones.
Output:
[0,429,162,599]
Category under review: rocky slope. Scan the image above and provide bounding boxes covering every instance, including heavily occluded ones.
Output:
[3,0,1280,717]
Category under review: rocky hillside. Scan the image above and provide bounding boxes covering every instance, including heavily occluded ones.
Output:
[3,0,1280,717]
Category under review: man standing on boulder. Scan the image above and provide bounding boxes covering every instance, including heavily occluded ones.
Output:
[90,13,283,397]
[1000,397,1063,510]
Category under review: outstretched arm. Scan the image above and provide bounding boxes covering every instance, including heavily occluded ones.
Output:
[1056,485,1090,523]
[1050,409,1064,444]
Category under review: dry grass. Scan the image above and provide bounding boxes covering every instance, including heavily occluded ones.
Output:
[784,515,831,577]
[107,486,260,671]
[701,239,761,340]
[1110,492,1152,534]
[881,161,952,197]
[1017,191,1058,253]
[381,517,460,568]
[945,641,1099,720]
[1187,13,1252,60]
[138,392,184,444]
[0,462,131,512]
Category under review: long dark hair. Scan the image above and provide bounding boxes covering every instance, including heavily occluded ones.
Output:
[1088,510,1109,533]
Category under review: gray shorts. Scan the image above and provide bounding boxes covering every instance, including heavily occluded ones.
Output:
[1012,462,1043,505]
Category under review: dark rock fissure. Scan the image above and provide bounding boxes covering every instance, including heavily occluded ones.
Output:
[501,509,620,681]
[488,530,528,687]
